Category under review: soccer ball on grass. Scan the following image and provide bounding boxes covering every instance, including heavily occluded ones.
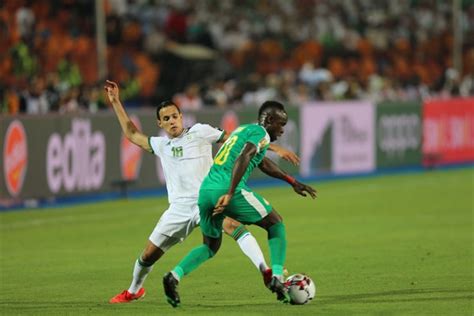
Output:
[285,273,316,305]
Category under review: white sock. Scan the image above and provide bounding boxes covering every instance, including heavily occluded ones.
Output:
[128,259,153,294]
[237,232,269,272]
[171,270,181,282]
[274,274,284,282]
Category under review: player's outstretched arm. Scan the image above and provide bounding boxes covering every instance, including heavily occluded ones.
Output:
[268,144,300,165]
[104,80,152,152]
[213,142,258,216]
[259,157,317,199]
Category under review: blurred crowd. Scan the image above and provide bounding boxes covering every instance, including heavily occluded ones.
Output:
[1,0,473,115]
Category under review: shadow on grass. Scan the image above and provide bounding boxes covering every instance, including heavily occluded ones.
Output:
[1,289,472,310]
[0,301,157,310]
[317,288,473,304]
[0,300,290,310]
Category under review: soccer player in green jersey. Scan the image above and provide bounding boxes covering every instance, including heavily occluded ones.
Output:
[163,101,317,306]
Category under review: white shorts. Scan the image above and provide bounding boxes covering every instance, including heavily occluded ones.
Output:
[149,203,200,252]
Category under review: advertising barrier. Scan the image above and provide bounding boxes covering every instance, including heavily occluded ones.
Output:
[1,113,160,200]
[301,101,376,176]
[376,102,422,168]
[2,99,470,203]
[422,98,474,166]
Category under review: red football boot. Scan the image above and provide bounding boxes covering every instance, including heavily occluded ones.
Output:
[109,288,145,304]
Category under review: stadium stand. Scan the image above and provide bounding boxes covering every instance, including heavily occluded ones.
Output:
[1,0,473,114]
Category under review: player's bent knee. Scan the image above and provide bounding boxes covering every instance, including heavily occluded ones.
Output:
[207,246,216,258]
[222,223,233,236]
[256,210,282,229]
[204,235,222,255]
[270,209,283,222]
[222,217,242,236]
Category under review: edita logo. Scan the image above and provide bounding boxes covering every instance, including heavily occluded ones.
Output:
[3,120,28,197]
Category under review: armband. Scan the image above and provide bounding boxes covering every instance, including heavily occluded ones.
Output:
[284,175,296,185]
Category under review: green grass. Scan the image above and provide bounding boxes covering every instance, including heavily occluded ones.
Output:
[1,168,473,315]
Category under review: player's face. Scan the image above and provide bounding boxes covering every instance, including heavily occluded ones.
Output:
[265,110,288,142]
[157,105,184,138]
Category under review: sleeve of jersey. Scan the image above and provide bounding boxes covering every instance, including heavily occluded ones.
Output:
[148,136,162,156]
[193,123,225,144]
[245,125,269,153]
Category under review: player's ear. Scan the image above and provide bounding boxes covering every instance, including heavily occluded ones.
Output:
[265,113,274,125]
[157,119,162,128]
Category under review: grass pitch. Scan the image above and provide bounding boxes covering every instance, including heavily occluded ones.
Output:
[1,168,473,315]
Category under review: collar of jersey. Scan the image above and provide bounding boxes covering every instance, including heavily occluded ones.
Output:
[256,123,270,136]
[166,127,189,145]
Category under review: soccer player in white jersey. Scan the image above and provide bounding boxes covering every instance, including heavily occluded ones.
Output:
[104,80,299,303]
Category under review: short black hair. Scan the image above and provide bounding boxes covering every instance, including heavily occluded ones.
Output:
[258,100,286,119]
[156,100,180,120]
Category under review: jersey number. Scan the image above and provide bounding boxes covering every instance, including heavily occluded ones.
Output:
[172,146,183,157]
[214,135,238,165]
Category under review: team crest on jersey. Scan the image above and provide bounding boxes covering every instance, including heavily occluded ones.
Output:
[258,137,269,149]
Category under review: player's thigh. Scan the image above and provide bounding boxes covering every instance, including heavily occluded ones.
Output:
[198,189,225,239]
[226,187,273,224]
[149,204,199,251]
[148,233,182,252]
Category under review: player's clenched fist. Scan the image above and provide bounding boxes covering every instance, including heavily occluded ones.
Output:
[104,80,120,104]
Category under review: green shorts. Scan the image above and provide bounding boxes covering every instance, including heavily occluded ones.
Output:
[198,186,273,238]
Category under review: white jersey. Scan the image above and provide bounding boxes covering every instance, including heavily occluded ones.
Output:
[149,123,224,205]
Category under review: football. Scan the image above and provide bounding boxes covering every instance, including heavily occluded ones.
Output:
[285,273,316,305]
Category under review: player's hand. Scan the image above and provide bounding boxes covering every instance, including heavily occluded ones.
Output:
[292,181,317,199]
[104,80,120,104]
[213,194,232,216]
[271,145,300,165]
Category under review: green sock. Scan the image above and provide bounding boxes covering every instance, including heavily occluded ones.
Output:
[230,224,248,241]
[172,244,215,279]
[268,222,287,276]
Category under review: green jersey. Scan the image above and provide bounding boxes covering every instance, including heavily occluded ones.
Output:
[201,124,270,190]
